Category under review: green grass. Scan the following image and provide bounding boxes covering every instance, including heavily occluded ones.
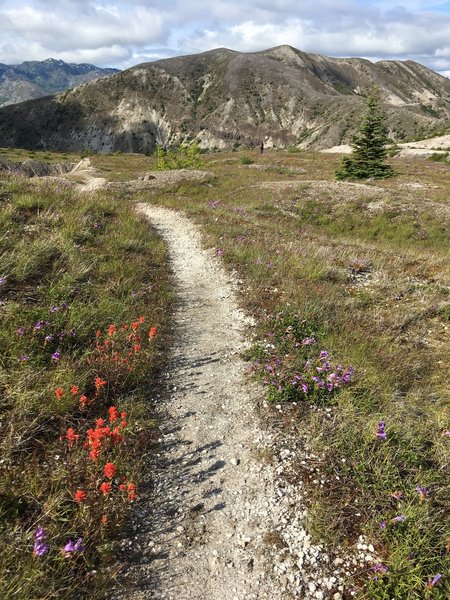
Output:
[0,173,173,598]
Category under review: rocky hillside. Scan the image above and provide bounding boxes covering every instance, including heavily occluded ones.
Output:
[0,46,449,153]
[0,58,118,107]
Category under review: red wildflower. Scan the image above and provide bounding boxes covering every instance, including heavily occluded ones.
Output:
[119,483,126,491]
[96,418,105,427]
[108,406,119,423]
[127,482,137,501]
[133,344,141,353]
[107,324,117,337]
[79,395,89,408]
[94,377,107,391]
[101,515,108,524]
[120,411,127,418]
[95,330,101,338]
[138,316,145,324]
[99,482,111,496]
[70,385,79,395]
[74,489,87,503]
[66,427,80,448]
[55,387,64,399]
[103,462,117,479]
[121,420,127,428]
[149,327,157,339]
[131,321,140,332]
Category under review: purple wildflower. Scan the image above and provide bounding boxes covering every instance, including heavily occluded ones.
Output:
[416,485,429,501]
[427,574,442,589]
[33,540,48,557]
[301,383,309,394]
[34,321,44,330]
[372,563,388,574]
[391,514,406,523]
[61,302,68,309]
[19,355,30,362]
[379,521,387,529]
[50,306,59,313]
[63,540,76,553]
[376,421,387,440]
[216,248,224,256]
[17,327,25,336]
[0,276,6,286]
[319,350,329,360]
[33,527,48,557]
[69,329,77,336]
[44,335,54,343]
[302,337,316,345]
[94,222,101,229]
[63,537,84,555]
[51,352,60,362]
[444,430,450,437]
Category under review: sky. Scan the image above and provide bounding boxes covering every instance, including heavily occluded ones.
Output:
[1,0,450,76]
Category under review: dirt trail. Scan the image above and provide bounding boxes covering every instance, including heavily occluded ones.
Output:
[116,204,283,599]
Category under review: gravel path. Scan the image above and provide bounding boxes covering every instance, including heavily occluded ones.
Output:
[117,203,283,599]
[114,204,366,600]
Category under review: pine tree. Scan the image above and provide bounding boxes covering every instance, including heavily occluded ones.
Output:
[335,85,394,180]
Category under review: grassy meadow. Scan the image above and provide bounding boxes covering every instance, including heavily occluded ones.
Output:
[0,171,173,598]
[0,146,449,598]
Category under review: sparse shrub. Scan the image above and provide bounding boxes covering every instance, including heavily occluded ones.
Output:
[240,155,254,165]
[428,152,449,162]
[156,142,203,170]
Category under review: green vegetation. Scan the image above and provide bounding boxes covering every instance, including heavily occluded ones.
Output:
[239,155,254,165]
[155,142,203,171]
[336,86,395,180]
[0,173,172,598]
[428,152,449,163]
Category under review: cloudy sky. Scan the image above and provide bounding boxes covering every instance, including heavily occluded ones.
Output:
[1,0,450,76]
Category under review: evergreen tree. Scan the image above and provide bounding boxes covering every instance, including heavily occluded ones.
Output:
[335,85,394,180]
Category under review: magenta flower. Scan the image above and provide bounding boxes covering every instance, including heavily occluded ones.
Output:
[444,430,450,437]
[216,248,224,256]
[17,327,25,336]
[51,351,60,362]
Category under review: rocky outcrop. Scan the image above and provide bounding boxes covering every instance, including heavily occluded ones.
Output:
[0,46,449,153]
[0,159,75,177]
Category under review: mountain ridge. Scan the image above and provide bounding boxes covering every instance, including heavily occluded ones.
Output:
[0,45,449,153]
[0,58,119,107]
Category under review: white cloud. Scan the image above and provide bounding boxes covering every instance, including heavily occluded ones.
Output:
[0,0,450,75]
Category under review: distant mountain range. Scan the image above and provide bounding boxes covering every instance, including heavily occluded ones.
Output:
[0,58,118,107]
[0,46,449,153]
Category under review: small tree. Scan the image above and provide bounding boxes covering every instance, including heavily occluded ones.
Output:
[335,85,394,180]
